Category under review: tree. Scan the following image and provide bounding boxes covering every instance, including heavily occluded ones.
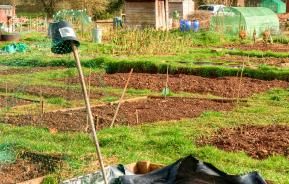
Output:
[106,0,124,14]
[92,0,124,20]
[37,0,57,18]
[83,0,107,15]
[63,0,107,16]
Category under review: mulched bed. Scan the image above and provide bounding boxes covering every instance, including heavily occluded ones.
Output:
[3,97,235,132]
[197,125,289,159]
[0,66,62,76]
[225,43,289,52]
[0,96,30,108]
[60,73,289,98]
[217,55,289,68]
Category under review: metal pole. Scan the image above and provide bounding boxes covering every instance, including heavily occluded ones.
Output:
[71,44,108,184]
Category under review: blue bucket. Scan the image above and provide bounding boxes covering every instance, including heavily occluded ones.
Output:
[180,20,192,32]
[192,20,200,32]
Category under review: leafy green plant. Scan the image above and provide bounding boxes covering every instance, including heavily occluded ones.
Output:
[173,10,180,20]
[270,95,281,101]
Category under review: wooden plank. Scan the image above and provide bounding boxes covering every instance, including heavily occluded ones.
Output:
[148,96,248,103]
[49,96,148,113]
[17,176,44,184]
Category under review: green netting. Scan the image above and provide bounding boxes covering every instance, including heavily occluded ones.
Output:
[0,143,16,164]
[210,7,280,38]
[260,0,286,14]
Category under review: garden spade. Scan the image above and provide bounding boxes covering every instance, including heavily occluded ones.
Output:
[50,21,108,184]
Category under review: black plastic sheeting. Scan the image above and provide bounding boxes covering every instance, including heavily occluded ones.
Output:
[62,155,268,184]
[114,155,268,184]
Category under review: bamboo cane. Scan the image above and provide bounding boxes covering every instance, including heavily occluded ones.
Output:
[110,68,133,128]
[135,109,139,124]
[86,67,92,132]
[71,44,108,184]
[5,82,8,109]
[237,58,246,105]
[165,65,169,98]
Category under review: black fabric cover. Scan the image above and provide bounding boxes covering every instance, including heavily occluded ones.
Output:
[115,155,267,184]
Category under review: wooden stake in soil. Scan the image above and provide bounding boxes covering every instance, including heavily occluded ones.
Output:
[237,58,246,105]
[71,44,108,184]
[85,67,92,132]
[165,65,169,98]
[39,88,44,116]
[5,82,8,109]
[110,68,133,128]
[135,109,139,124]
[96,115,100,129]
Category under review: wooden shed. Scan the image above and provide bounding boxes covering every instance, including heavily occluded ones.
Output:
[0,5,15,24]
[124,0,169,29]
[169,0,194,20]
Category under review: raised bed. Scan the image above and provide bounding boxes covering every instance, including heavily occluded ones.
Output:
[4,96,235,132]
[0,66,63,76]
[0,84,104,100]
[0,151,61,184]
[225,42,289,52]
[0,95,30,108]
[216,55,289,68]
[60,73,289,98]
[197,125,289,159]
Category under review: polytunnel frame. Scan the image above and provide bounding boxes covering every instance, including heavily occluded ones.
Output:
[210,7,280,38]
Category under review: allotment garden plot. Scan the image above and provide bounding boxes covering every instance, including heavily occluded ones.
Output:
[0,30,289,183]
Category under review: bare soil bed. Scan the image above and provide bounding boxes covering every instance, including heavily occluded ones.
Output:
[0,152,60,184]
[198,125,289,159]
[0,66,62,76]
[225,43,289,52]
[0,85,103,100]
[0,96,30,108]
[61,73,289,98]
[0,159,47,184]
[4,97,235,131]
[217,55,289,68]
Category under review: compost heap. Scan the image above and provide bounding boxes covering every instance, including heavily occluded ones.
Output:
[62,155,267,184]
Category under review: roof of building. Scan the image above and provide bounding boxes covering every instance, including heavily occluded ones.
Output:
[0,5,14,9]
